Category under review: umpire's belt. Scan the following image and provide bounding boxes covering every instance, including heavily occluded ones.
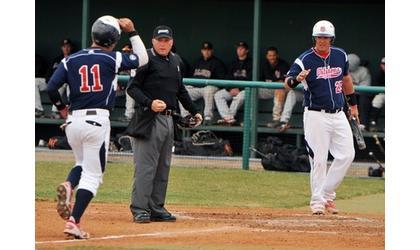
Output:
[158,109,177,116]
[69,109,110,117]
[306,107,343,114]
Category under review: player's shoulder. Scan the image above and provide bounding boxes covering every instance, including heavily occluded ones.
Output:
[297,48,315,61]
[67,48,116,62]
[331,46,347,56]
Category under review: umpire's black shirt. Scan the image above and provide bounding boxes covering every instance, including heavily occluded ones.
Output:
[127,48,198,115]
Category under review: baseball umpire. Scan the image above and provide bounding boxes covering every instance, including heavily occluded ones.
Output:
[284,20,358,215]
[47,16,148,239]
[126,25,202,223]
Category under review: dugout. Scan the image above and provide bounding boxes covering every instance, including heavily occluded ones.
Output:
[35,0,385,164]
[36,0,384,77]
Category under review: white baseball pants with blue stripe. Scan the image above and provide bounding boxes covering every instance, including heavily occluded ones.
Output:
[65,109,110,196]
[303,108,355,211]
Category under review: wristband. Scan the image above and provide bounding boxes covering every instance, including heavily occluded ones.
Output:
[286,76,300,88]
[128,30,139,38]
[346,93,358,106]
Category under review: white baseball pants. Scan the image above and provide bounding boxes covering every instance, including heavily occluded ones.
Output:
[179,85,219,119]
[65,109,111,196]
[303,108,355,210]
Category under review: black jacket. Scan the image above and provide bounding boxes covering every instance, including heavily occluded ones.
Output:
[126,48,198,139]
[226,56,253,91]
[260,58,290,82]
[191,56,226,80]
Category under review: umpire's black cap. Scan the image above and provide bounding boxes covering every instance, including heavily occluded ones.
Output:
[153,25,173,39]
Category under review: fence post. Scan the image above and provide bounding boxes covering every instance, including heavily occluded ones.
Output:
[81,0,90,49]
[250,0,261,160]
[242,87,252,170]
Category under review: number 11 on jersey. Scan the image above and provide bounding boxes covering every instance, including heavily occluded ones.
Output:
[79,64,103,93]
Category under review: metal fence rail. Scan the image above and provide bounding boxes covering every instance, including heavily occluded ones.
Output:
[118,75,385,170]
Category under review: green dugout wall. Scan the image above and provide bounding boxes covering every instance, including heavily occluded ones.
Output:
[36,0,384,76]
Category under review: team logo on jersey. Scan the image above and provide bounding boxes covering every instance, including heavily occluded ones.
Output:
[316,67,342,79]
[129,54,136,61]
[194,69,211,78]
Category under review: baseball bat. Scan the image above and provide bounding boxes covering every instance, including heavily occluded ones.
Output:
[372,134,385,154]
[249,147,269,159]
[349,116,367,150]
[368,151,384,169]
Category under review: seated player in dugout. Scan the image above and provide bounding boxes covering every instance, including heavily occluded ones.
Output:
[214,41,252,125]
[259,46,290,129]
[179,41,226,125]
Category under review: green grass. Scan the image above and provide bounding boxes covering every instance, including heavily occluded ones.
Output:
[36,161,384,209]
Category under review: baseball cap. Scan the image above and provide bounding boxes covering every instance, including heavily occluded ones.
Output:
[61,38,73,46]
[201,41,213,50]
[153,25,173,39]
[236,41,249,50]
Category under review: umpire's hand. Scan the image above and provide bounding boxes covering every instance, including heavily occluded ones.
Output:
[193,113,203,127]
[151,99,167,112]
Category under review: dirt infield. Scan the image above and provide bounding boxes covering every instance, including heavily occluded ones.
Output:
[36,201,384,249]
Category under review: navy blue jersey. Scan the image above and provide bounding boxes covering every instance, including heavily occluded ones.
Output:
[287,47,349,110]
[47,48,140,111]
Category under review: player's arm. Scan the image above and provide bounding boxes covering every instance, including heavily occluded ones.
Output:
[284,59,310,90]
[46,61,68,117]
[343,74,359,118]
[118,18,148,67]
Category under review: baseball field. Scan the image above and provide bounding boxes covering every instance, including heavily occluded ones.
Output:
[35,154,384,250]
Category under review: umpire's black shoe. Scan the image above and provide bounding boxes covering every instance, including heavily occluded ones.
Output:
[133,212,151,223]
[150,212,177,222]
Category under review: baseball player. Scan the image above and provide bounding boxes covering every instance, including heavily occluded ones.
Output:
[47,15,148,239]
[285,20,358,215]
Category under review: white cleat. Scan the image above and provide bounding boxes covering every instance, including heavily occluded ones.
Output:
[64,217,90,239]
[56,182,73,220]
[325,200,339,214]
[311,205,325,215]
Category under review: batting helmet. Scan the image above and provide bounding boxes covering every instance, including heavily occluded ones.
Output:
[312,20,335,38]
[91,15,121,47]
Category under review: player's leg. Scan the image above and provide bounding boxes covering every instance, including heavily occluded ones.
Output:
[215,89,234,122]
[202,85,218,121]
[65,115,110,239]
[35,78,47,115]
[56,118,83,221]
[323,111,355,213]
[149,115,176,221]
[303,110,331,214]
[273,89,287,117]
[369,93,385,132]
[179,86,202,116]
[228,90,246,120]
[124,89,136,120]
